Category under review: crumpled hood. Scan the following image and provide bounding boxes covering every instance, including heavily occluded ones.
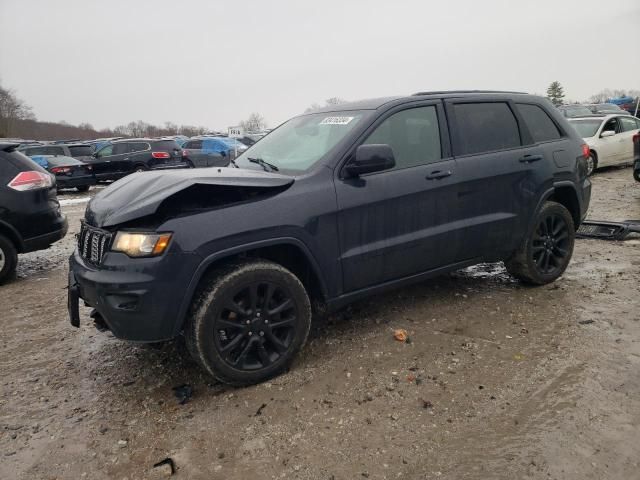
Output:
[86,167,294,227]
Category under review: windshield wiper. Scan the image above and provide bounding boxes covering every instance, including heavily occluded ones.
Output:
[248,157,279,172]
[228,157,239,168]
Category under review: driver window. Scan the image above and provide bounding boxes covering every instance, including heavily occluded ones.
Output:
[601,118,618,135]
[362,106,441,169]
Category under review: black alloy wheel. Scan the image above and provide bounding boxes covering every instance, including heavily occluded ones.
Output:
[214,281,297,370]
[531,213,570,276]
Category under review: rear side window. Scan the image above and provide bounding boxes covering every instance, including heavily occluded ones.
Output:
[130,142,149,152]
[24,147,47,155]
[152,140,180,151]
[112,143,129,155]
[185,140,202,149]
[44,146,65,155]
[363,106,441,169]
[453,102,521,155]
[68,145,94,157]
[516,104,562,143]
[619,116,640,132]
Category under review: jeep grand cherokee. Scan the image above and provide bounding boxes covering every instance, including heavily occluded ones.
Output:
[68,91,591,385]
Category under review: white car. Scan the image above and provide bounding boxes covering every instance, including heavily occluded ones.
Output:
[568,114,640,175]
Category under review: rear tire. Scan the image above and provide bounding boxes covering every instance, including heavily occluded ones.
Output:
[0,234,18,285]
[505,201,575,285]
[76,185,90,193]
[185,260,312,386]
[134,164,148,172]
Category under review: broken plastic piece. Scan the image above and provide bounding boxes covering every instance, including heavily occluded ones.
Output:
[577,220,640,241]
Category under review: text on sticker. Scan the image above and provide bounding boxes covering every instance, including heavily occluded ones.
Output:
[319,116,354,125]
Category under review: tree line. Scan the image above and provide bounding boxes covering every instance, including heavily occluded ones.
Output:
[3,79,639,141]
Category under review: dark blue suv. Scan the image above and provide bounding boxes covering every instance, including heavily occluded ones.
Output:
[68,91,591,385]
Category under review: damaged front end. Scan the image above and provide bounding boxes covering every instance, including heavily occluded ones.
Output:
[68,167,295,341]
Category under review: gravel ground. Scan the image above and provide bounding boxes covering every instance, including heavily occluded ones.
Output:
[1,168,639,480]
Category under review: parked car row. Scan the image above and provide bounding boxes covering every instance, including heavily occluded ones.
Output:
[11,133,266,187]
[558,103,632,118]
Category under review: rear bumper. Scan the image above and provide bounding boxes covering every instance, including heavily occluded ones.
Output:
[23,218,68,253]
[150,162,191,171]
[57,176,97,189]
[68,248,202,342]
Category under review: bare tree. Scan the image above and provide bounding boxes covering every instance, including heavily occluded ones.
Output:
[0,84,36,137]
[305,97,347,112]
[239,112,267,132]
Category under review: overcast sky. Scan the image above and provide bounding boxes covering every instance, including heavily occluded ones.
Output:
[1,0,638,131]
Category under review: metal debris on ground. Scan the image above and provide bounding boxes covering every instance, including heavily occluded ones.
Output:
[578,319,595,325]
[576,220,640,241]
[172,384,193,405]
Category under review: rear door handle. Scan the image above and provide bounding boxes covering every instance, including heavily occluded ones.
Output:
[426,170,452,180]
[519,154,543,163]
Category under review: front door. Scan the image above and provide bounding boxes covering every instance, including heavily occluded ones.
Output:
[335,102,458,293]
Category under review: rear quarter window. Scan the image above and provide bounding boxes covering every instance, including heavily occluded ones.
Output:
[516,104,562,143]
[452,102,521,155]
[152,140,179,151]
[68,145,94,157]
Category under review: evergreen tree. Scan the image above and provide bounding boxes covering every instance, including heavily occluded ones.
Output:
[546,81,565,106]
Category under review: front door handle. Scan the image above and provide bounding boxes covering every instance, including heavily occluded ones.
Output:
[519,154,543,163]
[426,170,452,180]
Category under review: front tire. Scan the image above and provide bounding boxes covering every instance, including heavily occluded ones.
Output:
[76,185,90,193]
[185,260,312,386]
[0,234,18,284]
[505,201,575,285]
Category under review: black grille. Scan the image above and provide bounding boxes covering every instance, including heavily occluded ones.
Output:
[78,222,112,265]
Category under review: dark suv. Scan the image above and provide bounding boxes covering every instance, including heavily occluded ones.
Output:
[0,143,68,283]
[89,139,188,181]
[19,143,95,161]
[68,91,591,385]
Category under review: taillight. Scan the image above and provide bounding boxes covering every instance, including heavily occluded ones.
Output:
[8,171,53,191]
[182,150,188,157]
[50,166,72,174]
[581,144,590,159]
[633,133,640,144]
[151,151,170,159]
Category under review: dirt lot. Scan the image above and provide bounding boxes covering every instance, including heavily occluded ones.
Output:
[1,168,639,480]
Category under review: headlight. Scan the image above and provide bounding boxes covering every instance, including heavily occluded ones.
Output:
[112,232,172,257]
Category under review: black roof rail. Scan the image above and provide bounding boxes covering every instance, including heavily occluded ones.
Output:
[412,90,528,96]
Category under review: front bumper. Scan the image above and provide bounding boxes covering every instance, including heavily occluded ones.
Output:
[68,248,202,342]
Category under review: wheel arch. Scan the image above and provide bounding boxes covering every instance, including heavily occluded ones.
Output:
[0,220,24,253]
[174,238,329,335]
[535,184,582,229]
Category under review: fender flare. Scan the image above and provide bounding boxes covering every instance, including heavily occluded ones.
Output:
[173,237,329,335]
[528,182,581,235]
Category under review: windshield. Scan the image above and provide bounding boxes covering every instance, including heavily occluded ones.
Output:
[563,106,592,117]
[569,119,601,138]
[235,110,368,173]
[596,104,621,112]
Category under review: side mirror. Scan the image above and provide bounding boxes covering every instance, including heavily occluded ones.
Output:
[601,130,616,138]
[345,144,395,177]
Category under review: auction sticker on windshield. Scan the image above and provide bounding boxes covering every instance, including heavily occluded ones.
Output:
[319,116,354,125]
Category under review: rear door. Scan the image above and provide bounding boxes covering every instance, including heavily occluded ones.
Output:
[184,140,206,167]
[618,116,640,161]
[444,99,546,260]
[335,101,458,292]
